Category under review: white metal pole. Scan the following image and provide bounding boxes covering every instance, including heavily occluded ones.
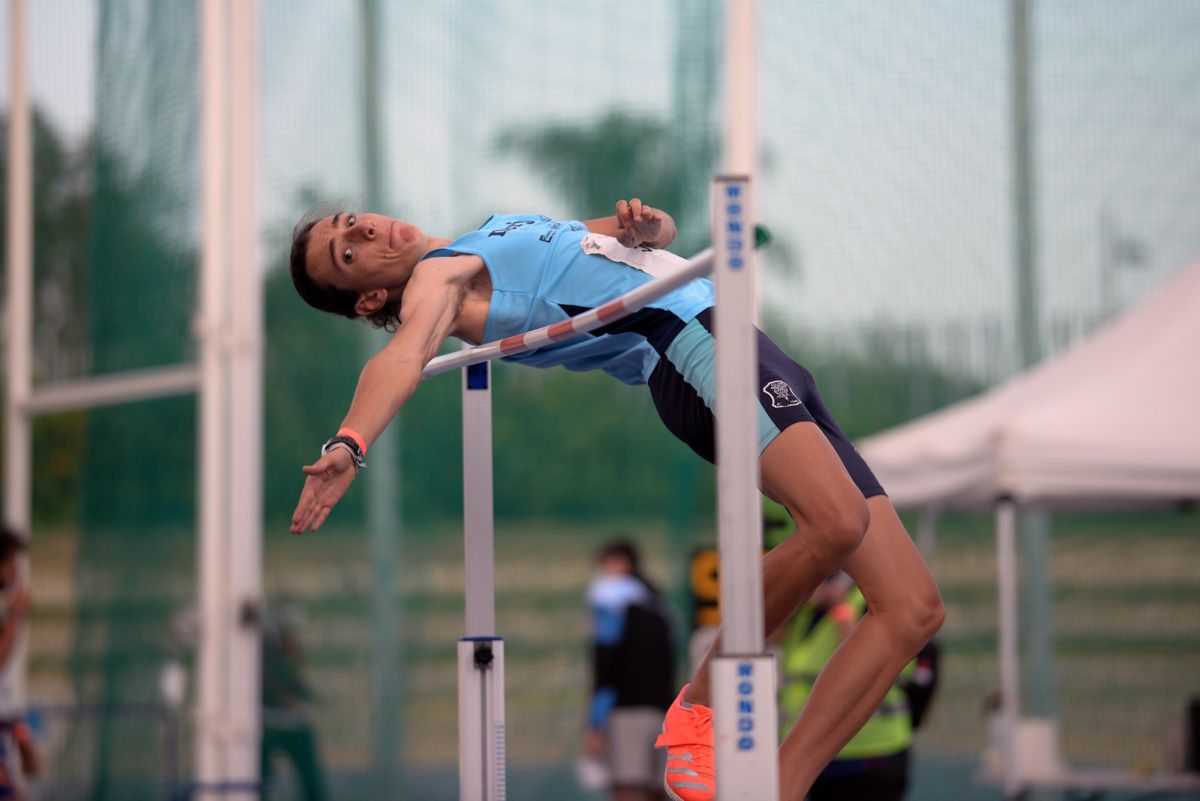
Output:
[462,361,496,637]
[226,0,262,789]
[996,500,1022,799]
[723,0,759,176]
[459,359,505,801]
[24,365,201,415]
[4,0,33,534]
[711,177,778,800]
[458,637,506,801]
[197,0,230,792]
[723,0,760,324]
[199,1,261,796]
[3,0,33,722]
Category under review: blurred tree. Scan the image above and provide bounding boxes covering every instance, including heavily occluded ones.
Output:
[496,110,713,255]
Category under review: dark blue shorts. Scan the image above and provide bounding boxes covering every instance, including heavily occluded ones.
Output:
[647,308,885,499]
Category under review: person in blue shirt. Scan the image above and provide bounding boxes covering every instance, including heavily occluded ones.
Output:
[287,199,944,801]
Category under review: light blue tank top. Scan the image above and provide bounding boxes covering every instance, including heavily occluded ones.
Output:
[423,214,713,384]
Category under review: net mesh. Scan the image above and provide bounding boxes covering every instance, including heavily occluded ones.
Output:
[2,1,1198,799]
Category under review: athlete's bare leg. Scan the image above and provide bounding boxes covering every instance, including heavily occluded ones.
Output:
[681,423,943,801]
[776,496,942,799]
[684,422,870,708]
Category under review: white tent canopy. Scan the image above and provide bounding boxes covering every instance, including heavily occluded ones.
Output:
[859,261,1200,510]
[857,260,1200,798]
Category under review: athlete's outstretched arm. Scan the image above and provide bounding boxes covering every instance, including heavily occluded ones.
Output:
[584,197,676,249]
[290,270,459,534]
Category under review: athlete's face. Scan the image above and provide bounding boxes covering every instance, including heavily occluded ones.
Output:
[304,211,428,294]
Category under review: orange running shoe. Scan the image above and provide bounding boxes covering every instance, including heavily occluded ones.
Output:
[655,685,715,801]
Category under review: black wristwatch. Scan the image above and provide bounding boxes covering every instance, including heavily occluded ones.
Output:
[321,435,367,471]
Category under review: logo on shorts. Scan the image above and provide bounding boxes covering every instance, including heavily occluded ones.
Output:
[762,380,803,408]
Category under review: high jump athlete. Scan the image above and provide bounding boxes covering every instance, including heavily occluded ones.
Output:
[287,200,944,801]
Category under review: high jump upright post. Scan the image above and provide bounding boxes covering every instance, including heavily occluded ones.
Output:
[459,359,507,801]
[711,175,779,800]
[712,0,778,795]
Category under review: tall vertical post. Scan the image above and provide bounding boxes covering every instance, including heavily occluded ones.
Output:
[198,1,262,796]
[722,0,759,178]
[359,0,403,784]
[4,0,33,535]
[3,0,33,723]
[1009,0,1057,737]
[197,0,229,789]
[711,177,778,800]
[1010,0,1040,370]
[722,0,761,324]
[226,0,263,790]
[459,360,505,800]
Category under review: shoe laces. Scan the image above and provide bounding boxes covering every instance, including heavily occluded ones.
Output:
[658,703,713,750]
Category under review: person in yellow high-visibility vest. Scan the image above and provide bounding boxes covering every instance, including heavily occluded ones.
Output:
[778,573,922,801]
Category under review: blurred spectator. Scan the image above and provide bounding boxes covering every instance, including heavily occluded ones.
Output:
[261,597,327,801]
[582,539,675,801]
[778,572,939,801]
[0,526,40,801]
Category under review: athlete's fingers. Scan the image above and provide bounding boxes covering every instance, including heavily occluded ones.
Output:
[630,197,643,222]
[291,481,314,524]
[302,462,323,476]
[291,496,308,527]
[615,199,630,227]
[311,506,332,532]
[292,497,315,533]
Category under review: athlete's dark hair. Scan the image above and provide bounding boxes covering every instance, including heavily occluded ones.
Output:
[289,213,403,331]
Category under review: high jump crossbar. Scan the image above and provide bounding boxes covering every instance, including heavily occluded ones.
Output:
[444,177,778,801]
[422,248,714,379]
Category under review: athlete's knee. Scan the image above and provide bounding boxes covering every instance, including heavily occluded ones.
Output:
[801,493,870,573]
[908,575,945,645]
[874,571,944,652]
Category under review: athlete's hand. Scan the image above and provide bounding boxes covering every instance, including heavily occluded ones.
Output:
[614,198,666,248]
[290,448,356,534]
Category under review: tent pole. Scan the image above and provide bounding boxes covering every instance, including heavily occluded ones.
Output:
[996,499,1022,799]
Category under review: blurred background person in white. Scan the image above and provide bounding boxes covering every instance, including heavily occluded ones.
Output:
[583,539,675,801]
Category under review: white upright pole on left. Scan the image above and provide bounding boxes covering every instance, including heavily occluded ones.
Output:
[3,0,32,532]
[198,0,262,796]
[226,0,263,790]
[197,0,229,787]
[458,358,506,801]
[4,0,32,536]
[3,0,34,721]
